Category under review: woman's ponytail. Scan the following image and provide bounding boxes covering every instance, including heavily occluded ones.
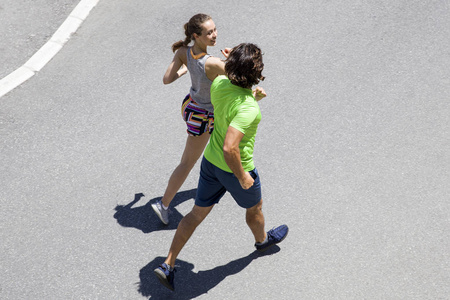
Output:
[171,23,191,52]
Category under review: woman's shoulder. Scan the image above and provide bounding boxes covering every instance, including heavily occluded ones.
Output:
[205,56,225,78]
[174,46,189,62]
[175,46,189,56]
[205,55,223,65]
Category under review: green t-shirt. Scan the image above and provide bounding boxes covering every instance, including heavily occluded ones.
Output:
[204,75,261,172]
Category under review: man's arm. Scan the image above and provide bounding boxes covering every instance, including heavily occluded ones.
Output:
[252,86,267,101]
[223,126,254,190]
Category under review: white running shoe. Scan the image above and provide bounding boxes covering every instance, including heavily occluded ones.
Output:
[151,200,169,225]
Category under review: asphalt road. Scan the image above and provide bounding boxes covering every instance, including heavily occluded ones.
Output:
[0,0,79,79]
[1,0,449,299]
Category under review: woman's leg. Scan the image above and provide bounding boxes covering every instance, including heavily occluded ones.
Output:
[160,133,210,207]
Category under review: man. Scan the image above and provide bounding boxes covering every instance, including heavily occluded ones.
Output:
[154,43,289,291]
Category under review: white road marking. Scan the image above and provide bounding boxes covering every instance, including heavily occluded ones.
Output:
[0,0,100,98]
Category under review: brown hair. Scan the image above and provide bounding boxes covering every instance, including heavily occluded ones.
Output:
[171,14,212,53]
[225,43,265,89]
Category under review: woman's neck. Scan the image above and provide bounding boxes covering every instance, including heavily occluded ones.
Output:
[192,43,207,55]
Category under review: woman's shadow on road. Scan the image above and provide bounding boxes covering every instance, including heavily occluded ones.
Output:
[138,247,280,299]
[113,189,197,232]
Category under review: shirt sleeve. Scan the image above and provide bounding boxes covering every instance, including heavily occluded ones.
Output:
[229,103,258,135]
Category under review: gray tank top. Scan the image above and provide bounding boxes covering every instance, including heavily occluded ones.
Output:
[187,47,213,112]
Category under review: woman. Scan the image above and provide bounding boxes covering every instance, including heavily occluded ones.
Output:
[151,14,227,225]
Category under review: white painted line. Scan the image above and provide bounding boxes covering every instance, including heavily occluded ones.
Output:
[0,0,100,98]
[0,67,35,92]
[24,41,64,72]
[51,16,84,45]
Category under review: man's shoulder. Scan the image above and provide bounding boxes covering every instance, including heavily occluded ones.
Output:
[211,75,230,90]
[212,75,228,83]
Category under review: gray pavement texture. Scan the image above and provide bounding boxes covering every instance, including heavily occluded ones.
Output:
[1,0,450,299]
[0,0,79,79]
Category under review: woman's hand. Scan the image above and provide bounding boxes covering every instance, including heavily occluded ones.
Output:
[177,64,188,77]
[220,48,232,59]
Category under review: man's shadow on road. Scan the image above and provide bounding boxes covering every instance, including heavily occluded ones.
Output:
[113,189,197,233]
[138,246,280,299]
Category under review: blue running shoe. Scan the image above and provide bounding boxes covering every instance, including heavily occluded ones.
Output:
[154,263,175,291]
[255,224,289,252]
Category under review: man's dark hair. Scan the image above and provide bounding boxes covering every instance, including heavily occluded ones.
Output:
[225,43,265,89]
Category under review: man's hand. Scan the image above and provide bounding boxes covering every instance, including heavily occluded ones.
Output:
[253,86,267,101]
[239,172,255,190]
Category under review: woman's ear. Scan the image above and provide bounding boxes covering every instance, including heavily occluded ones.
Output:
[192,33,199,40]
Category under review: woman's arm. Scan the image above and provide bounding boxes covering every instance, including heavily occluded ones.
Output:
[205,56,226,82]
[163,47,188,84]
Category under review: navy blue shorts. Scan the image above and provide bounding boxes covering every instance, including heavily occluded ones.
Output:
[195,157,262,209]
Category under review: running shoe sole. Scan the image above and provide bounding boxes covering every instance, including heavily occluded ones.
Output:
[154,267,174,291]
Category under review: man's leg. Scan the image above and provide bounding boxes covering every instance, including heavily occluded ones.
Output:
[246,199,289,251]
[154,204,214,290]
[165,204,214,267]
[246,199,266,243]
